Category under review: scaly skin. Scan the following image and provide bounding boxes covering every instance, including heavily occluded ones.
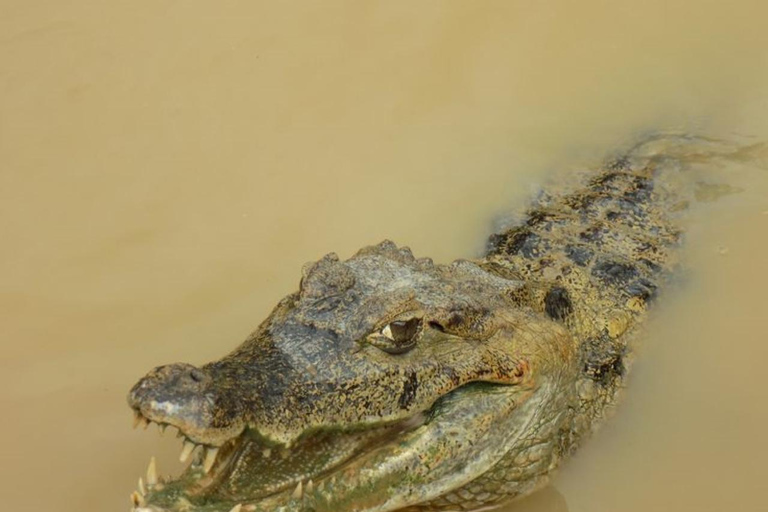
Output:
[127,135,742,512]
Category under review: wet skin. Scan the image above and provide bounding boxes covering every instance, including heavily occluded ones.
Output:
[128,135,738,512]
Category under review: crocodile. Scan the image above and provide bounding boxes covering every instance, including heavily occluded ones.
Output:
[126,135,748,512]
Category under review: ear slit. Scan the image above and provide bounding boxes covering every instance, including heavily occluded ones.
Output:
[428,321,445,332]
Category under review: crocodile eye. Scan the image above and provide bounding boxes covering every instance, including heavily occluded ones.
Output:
[382,318,420,342]
[368,318,422,354]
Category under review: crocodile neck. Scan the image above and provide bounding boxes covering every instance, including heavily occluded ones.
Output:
[479,151,689,442]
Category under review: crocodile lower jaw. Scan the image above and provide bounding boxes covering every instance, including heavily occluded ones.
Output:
[130,411,429,512]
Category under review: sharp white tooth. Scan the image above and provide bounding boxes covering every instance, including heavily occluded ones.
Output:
[132,412,142,429]
[137,477,146,496]
[306,479,314,494]
[141,417,151,430]
[228,505,242,512]
[292,480,303,500]
[159,424,167,436]
[203,447,219,473]
[130,491,145,507]
[317,481,325,492]
[179,441,196,463]
[262,448,271,459]
[146,456,157,486]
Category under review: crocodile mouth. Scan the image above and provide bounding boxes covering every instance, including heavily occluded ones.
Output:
[130,409,428,512]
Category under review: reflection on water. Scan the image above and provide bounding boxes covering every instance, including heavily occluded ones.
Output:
[1,1,768,512]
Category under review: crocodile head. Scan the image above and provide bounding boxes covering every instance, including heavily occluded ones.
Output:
[127,240,575,512]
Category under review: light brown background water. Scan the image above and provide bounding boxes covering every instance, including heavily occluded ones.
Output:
[2,2,767,511]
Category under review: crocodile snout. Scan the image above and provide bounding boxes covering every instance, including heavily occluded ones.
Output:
[127,362,245,447]
[128,363,209,413]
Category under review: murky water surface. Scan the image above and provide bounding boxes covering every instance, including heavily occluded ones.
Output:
[2,2,767,511]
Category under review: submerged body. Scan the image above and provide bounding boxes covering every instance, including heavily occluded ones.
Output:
[127,136,734,512]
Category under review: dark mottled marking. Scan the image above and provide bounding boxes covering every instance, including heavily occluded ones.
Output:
[445,311,465,330]
[602,201,648,228]
[592,259,639,285]
[488,229,547,258]
[591,171,625,188]
[638,258,662,274]
[606,157,631,171]
[398,370,419,409]
[581,336,625,386]
[588,173,655,214]
[525,209,565,230]
[594,170,649,188]
[444,306,492,335]
[616,198,646,216]
[442,365,461,386]
[627,278,658,301]
[586,355,625,386]
[512,361,528,378]
[579,225,605,243]
[624,187,652,203]
[525,210,550,227]
[486,233,505,255]
[564,244,594,266]
[564,191,601,211]
[509,230,540,257]
[544,286,573,321]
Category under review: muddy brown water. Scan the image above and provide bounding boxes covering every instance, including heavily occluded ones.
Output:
[2,2,768,511]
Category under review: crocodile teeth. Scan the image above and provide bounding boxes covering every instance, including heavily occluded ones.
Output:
[306,479,314,494]
[262,448,271,459]
[179,440,197,463]
[130,491,145,507]
[137,477,146,496]
[132,411,143,429]
[292,480,303,500]
[158,424,167,436]
[146,457,157,486]
[203,447,219,473]
[228,505,242,512]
